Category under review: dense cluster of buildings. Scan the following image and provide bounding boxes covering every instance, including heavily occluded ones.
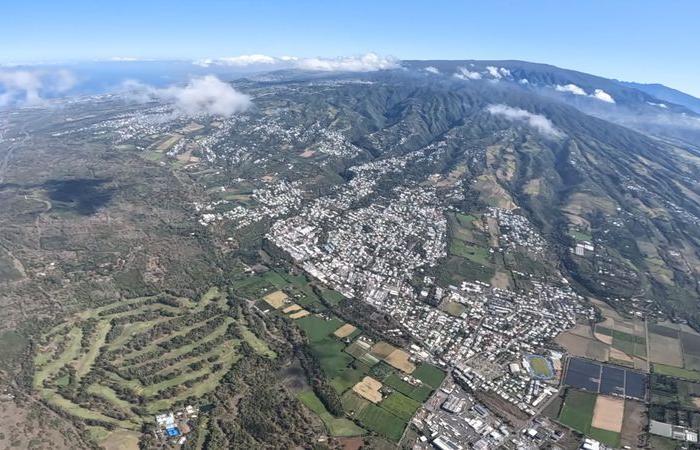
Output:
[195,179,304,228]
[265,151,596,423]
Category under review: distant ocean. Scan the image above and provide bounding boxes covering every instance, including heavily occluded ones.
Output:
[0,60,252,103]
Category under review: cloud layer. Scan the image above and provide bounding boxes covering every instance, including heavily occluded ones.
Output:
[0,69,76,107]
[486,104,563,138]
[592,88,615,103]
[123,75,251,117]
[555,83,586,96]
[454,67,482,80]
[554,83,615,103]
[195,52,398,72]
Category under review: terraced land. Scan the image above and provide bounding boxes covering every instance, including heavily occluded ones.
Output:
[32,287,275,436]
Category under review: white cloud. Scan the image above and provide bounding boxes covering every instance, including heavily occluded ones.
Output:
[0,69,76,107]
[195,54,278,67]
[109,56,140,62]
[49,69,77,92]
[296,53,398,72]
[486,104,563,138]
[454,67,482,80]
[424,66,440,74]
[122,75,251,117]
[519,79,529,84]
[592,88,615,103]
[555,84,587,96]
[554,84,616,104]
[485,66,510,79]
[647,101,668,109]
[195,53,398,72]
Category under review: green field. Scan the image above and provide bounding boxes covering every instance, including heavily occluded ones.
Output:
[383,373,433,402]
[378,392,421,421]
[653,363,700,381]
[341,390,370,415]
[296,314,345,342]
[358,404,406,442]
[528,356,553,378]
[297,390,365,437]
[319,288,346,306]
[447,213,491,265]
[240,322,277,358]
[311,337,354,378]
[276,277,442,443]
[569,229,593,242]
[589,427,621,448]
[331,366,367,394]
[557,389,596,433]
[411,363,446,388]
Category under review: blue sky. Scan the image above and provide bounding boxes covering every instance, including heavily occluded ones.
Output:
[2,0,699,95]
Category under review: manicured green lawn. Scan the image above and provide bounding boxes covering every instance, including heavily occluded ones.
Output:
[528,356,553,378]
[557,389,596,433]
[320,288,346,306]
[411,363,446,388]
[589,427,621,447]
[383,374,432,402]
[379,392,421,421]
[358,404,406,442]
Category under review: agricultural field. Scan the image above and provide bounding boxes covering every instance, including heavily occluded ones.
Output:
[257,272,446,442]
[564,302,700,383]
[297,390,365,437]
[557,300,649,371]
[652,363,700,382]
[31,287,276,439]
[648,321,700,380]
[437,212,495,284]
[411,363,447,388]
[556,389,622,448]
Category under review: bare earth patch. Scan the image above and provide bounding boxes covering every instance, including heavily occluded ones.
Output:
[648,333,683,367]
[289,310,310,319]
[385,349,416,374]
[595,332,613,345]
[592,395,624,432]
[620,400,646,449]
[282,304,302,313]
[609,347,633,362]
[333,323,357,339]
[263,290,288,309]
[369,341,397,359]
[101,430,141,450]
[352,376,383,403]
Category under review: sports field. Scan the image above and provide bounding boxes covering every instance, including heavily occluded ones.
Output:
[558,389,596,433]
[557,389,622,447]
[32,287,273,434]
